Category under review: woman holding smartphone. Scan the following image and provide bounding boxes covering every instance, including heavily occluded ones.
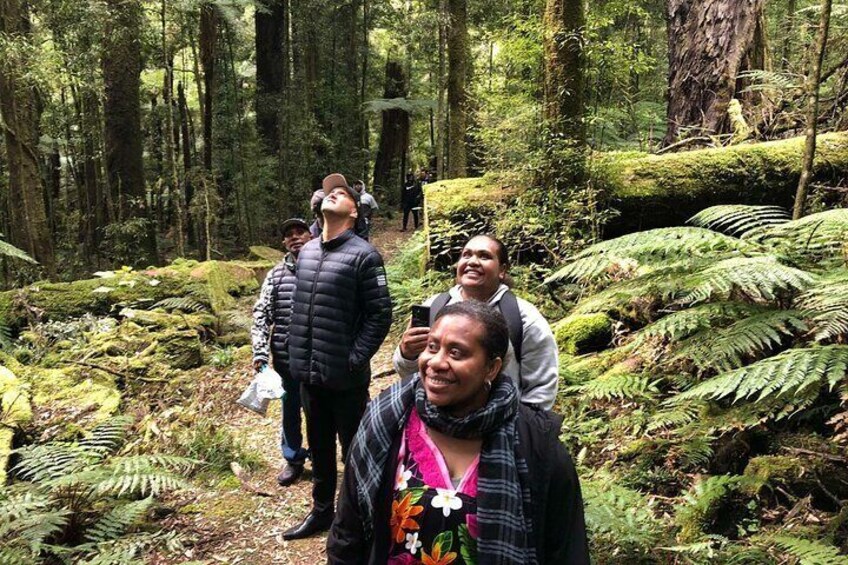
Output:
[393,235,559,410]
[329,302,589,563]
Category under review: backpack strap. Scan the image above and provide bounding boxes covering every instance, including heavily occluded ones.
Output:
[499,291,524,364]
[429,292,451,326]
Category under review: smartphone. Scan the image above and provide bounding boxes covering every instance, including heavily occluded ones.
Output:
[411,305,431,328]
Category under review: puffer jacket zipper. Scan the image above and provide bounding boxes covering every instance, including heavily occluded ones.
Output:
[306,247,327,383]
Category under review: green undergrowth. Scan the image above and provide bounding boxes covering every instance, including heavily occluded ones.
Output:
[549,204,848,562]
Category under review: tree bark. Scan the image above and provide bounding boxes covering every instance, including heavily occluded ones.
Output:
[664,0,766,145]
[373,60,410,206]
[543,0,586,143]
[793,0,832,219]
[102,0,157,265]
[199,2,217,172]
[446,0,468,178]
[178,81,196,247]
[255,0,286,155]
[436,0,447,179]
[0,0,56,277]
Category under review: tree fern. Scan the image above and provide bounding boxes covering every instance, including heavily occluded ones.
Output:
[545,227,758,286]
[78,416,134,456]
[648,402,704,431]
[674,309,808,371]
[796,270,848,343]
[582,478,664,552]
[745,208,848,264]
[634,302,763,344]
[12,443,97,482]
[769,535,848,565]
[688,205,790,237]
[0,236,37,264]
[566,372,660,400]
[679,256,815,304]
[84,497,155,543]
[671,346,848,405]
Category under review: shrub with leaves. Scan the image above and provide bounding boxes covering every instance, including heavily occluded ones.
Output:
[0,416,193,563]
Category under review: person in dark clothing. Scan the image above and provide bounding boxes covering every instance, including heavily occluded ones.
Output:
[250,217,313,487]
[401,172,423,232]
[327,301,589,564]
[284,173,394,541]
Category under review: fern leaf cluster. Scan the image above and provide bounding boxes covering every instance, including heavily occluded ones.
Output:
[746,208,848,263]
[797,270,848,343]
[152,297,208,313]
[545,227,758,286]
[567,372,660,400]
[679,256,815,304]
[674,309,807,371]
[634,302,762,343]
[689,204,790,236]
[769,535,848,565]
[582,479,663,553]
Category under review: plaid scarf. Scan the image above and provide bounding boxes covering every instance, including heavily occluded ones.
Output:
[348,375,537,564]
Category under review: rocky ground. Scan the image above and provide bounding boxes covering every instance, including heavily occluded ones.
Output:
[151,216,417,564]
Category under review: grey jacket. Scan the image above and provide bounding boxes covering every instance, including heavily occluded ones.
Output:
[392,284,559,409]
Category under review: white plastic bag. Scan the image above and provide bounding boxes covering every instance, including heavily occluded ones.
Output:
[255,365,285,399]
[236,380,271,416]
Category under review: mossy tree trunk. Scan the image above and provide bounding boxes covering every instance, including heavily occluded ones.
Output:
[664,0,766,145]
[373,60,410,207]
[543,0,585,144]
[255,0,286,157]
[446,0,467,178]
[0,0,57,279]
[793,0,832,219]
[199,2,217,173]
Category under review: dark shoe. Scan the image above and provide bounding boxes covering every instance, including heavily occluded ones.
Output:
[282,508,334,540]
[276,463,304,487]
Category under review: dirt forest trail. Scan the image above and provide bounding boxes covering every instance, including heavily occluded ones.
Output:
[155,216,417,564]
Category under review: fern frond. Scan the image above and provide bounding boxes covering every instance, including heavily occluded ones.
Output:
[108,455,198,475]
[545,227,758,286]
[93,471,188,497]
[582,479,663,550]
[0,547,35,565]
[688,205,790,237]
[0,238,37,263]
[679,256,815,304]
[648,402,704,431]
[675,310,807,371]
[151,297,208,313]
[566,372,660,400]
[746,208,848,264]
[78,416,133,456]
[12,443,95,482]
[671,345,848,405]
[0,490,69,555]
[634,302,765,343]
[74,531,166,565]
[84,497,154,543]
[0,320,12,349]
[769,535,848,565]
[797,270,848,343]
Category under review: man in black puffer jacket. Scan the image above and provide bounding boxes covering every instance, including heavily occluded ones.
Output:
[284,173,393,540]
[251,217,313,487]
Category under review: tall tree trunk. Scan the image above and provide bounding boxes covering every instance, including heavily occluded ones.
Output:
[373,60,410,206]
[793,0,832,219]
[199,3,217,172]
[781,0,797,71]
[543,0,586,143]
[664,0,766,145]
[102,0,157,265]
[436,0,447,179]
[0,0,56,278]
[446,0,468,178]
[255,0,285,155]
[178,81,196,247]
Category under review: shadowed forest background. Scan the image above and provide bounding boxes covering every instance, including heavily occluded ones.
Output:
[1,0,848,563]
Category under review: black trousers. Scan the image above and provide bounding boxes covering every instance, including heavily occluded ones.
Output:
[300,382,369,511]
[402,208,419,230]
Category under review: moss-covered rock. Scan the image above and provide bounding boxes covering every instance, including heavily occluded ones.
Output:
[249,245,285,263]
[597,132,848,235]
[0,365,33,483]
[553,313,613,355]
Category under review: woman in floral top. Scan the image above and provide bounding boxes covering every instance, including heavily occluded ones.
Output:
[328,301,589,564]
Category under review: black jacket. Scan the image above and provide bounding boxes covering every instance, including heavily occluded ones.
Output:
[288,230,393,390]
[327,404,590,564]
[251,253,297,369]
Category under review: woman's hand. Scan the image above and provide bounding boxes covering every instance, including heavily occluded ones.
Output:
[399,320,430,360]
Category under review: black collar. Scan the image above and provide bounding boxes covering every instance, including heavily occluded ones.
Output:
[320,228,355,250]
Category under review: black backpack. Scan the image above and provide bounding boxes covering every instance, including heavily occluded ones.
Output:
[428,291,524,363]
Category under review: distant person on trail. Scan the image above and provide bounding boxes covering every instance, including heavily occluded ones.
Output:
[353,179,378,241]
[251,217,313,487]
[401,172,423,232]
[327,301,590,563]
[393,234,559,409]
[284,173,393,540]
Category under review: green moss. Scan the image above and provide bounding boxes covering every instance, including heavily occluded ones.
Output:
[596,132,848,235]
[553,313,613,355]
[118,308,216,332]
[742,456,799,492]
[0,365,32,427]
[424,174,522,219]
[560,349,622,385]
[28,366,121,428]
[249,245,285,262]
[0,426,13,484]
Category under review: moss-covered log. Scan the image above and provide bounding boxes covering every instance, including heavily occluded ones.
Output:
[597,132,848,235]
[0,258,268,329]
